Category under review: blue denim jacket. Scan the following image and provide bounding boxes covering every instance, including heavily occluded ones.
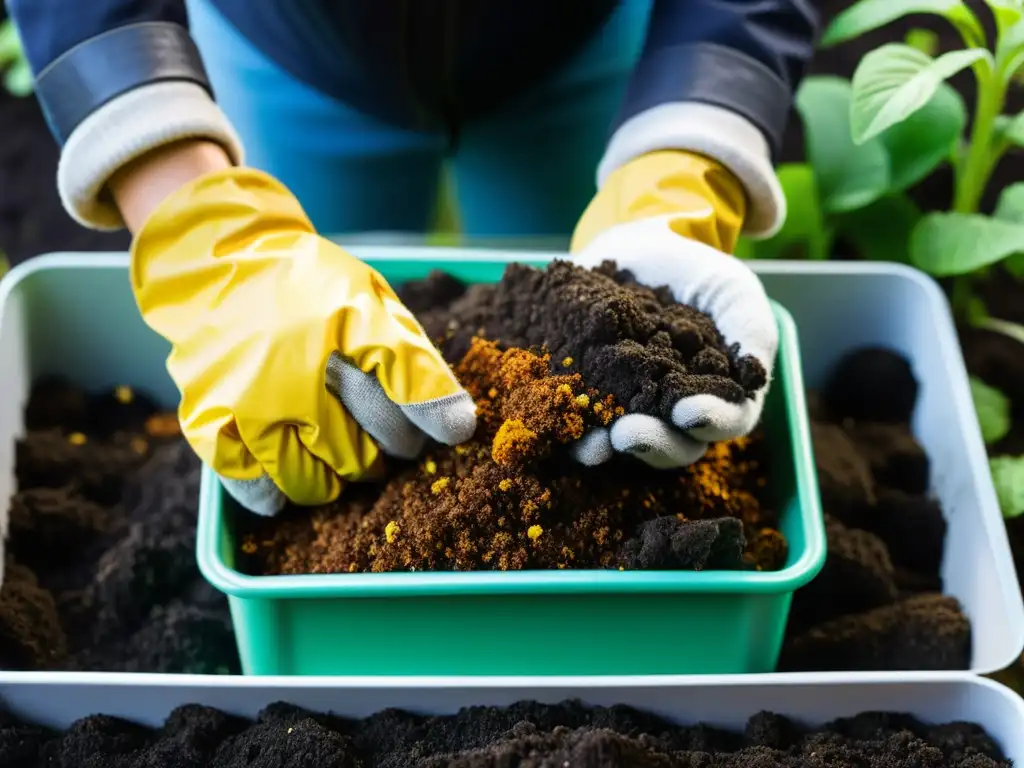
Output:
[6,0,817,157]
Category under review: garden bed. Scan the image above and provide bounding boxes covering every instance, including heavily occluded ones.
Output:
[0,697,1010,767]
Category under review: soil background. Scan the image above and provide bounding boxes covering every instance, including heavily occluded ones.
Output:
[0,699,1010,768]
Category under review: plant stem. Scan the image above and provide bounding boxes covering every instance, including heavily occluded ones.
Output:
[953,67,1006,213]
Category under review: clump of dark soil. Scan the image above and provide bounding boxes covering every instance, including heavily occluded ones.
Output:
[240,264,784,575]
[0,376,240,674]
[780,347,972,671]
[0,699,1009,768]
[416,260,766,418]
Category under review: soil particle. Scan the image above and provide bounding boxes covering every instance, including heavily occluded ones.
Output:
[867,488,947,578]
[821,347,919,424]
[618,516,746,571]
[413,261,766,420]
[780,593,972,672]
[0,378,240,674]
[810,422,876,527]
[247,266,783,576]
[789,515,896,631]
[0,699,1008,767]
[0,562,67,670]
[847,422,931,496]
[785,347,967,671]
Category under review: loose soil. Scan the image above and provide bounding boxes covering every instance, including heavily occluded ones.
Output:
[0,377,240,674]
[779,347,972,671]
[0,699,1009,768]
[239,263,784,576]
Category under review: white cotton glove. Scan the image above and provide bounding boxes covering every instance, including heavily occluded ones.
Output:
[565,149,780,469]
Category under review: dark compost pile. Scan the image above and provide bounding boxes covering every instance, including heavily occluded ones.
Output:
[779,347,972,671]
[0,378,239,673]
[238,262,786,576]
[0,698,1009,768]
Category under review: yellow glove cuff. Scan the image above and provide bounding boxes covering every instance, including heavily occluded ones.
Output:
[571,151,747,254]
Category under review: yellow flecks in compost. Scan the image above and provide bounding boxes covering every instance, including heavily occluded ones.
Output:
[492,419,537,465]
[424,459,437,475]
[67,432,87,445]
[241,538,257,555]
[562,357,574,367]
[385,520,400,544]
[431,477,450,494]
[574,394,590,409]
[145,413,181,437]
[498,479,512,492]
[527,524,543,541]
[114,385,134,404]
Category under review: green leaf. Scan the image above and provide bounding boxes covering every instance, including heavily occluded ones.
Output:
[904,27,940,55]
[821,0,984,47]
[989,455,1024,518]
[742,164,833,259]
[851,45,991,144]
[995,183,1024,222]
[910,212,1024,275]
[987,0,1024,35]
[995,112,1024,147]
[997,18,1024,82]
[835,194,922,262]
[971,375,1012,444]
[877,83,965,191]
[795,77,891,213]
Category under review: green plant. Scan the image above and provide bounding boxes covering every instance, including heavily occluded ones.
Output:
[735,74,943,262]
[823,0,1024,338]
[0,19,32,97]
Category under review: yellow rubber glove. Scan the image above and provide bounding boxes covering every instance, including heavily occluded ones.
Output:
[567,150,777,470]
[570,150,747,254]
[131,167,476,516]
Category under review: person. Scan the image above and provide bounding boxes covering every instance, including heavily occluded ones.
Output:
[7,0,817,516]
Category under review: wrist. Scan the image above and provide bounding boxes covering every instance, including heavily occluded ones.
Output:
[571,151,747,254]
[110,140,232,233]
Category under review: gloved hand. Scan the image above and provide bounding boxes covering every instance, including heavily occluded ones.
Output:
[130,166,476,516]
[567,150,778,469]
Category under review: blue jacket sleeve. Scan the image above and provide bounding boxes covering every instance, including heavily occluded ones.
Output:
[5,0,210,145]
[615,0,819,158]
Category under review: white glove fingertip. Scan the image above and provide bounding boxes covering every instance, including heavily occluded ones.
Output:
[570,428,614,466]
[326,353,428,459]
[610,414,708,468]
[220,474,288,517]
[672,392,763,442]
[401,392,477,446]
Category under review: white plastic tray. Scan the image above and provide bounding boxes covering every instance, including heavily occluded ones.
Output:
[0,672,1021,763]
[0,252,1020,676]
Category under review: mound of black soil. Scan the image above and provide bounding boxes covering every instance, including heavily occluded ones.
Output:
[407,261,766,419]
[0,699,1009,768]
[0,377,239,674]
[781,347,972,671]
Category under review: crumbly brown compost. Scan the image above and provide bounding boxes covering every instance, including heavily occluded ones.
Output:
[413,261,766,419]
[243,263,784,576]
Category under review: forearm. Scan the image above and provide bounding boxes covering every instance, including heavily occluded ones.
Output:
[601,0,819,238]
[5,0,242,231]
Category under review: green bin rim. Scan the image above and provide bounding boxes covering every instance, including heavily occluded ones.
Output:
[197,263,825,599]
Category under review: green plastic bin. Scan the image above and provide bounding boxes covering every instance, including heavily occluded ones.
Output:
[197,254,826,676]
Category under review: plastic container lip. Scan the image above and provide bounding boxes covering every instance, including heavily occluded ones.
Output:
[197,295,825,601]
